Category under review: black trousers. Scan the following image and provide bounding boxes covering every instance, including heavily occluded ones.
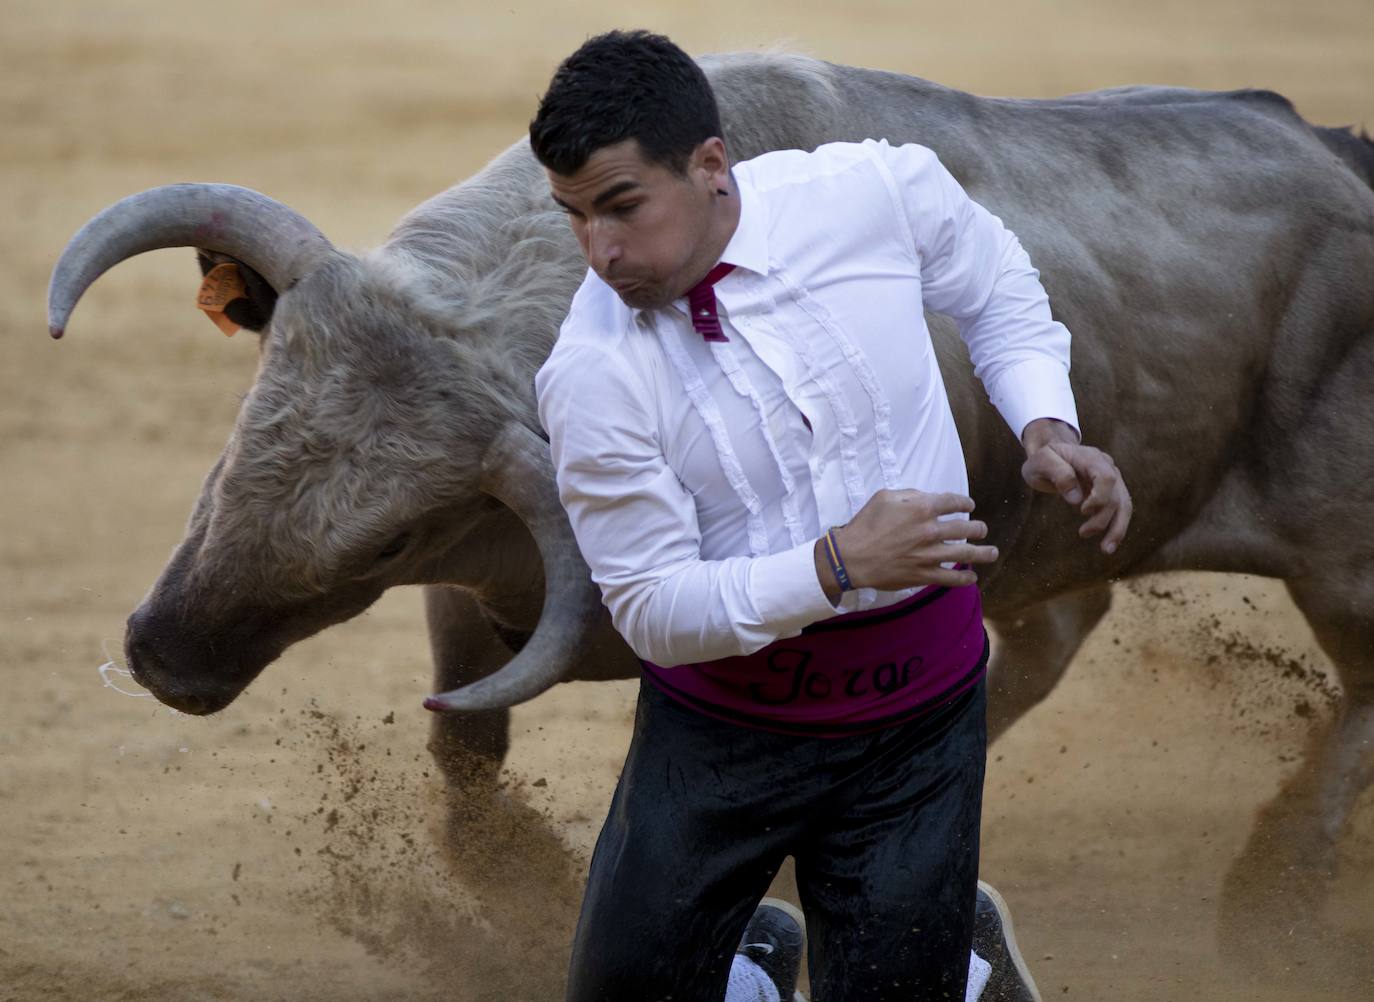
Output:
[565,675,987,1002]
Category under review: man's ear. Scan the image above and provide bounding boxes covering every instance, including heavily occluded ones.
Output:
[694,136,732,192]
[195,249,278,332]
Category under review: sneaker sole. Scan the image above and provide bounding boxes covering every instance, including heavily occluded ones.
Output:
[976,880,1042,1002]
[756,898,807,1002]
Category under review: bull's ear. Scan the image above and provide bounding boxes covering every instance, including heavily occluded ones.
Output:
[195,249,279,333]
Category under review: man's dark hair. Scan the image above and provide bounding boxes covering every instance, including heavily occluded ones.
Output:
[529,30,723,177]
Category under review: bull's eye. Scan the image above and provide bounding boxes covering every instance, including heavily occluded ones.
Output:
[375,533,410,563]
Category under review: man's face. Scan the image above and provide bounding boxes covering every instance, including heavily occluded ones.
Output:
[547,139,718,310]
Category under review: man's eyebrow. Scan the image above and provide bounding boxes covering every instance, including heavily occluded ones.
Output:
[592,181,641,207]
[550,180,642,214]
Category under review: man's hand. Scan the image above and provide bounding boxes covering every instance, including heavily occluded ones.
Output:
[813,489,999,603]
[1020,417,1132,555]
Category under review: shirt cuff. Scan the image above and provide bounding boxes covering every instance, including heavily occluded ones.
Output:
[746,537,842,646]
[987,356,1081,443]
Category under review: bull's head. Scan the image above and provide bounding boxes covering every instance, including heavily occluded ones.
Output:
[48,184,603,715]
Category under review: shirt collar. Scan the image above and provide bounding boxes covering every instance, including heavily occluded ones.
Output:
[716,173,769,277]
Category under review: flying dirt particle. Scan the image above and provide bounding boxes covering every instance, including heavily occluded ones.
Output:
[1146,586,1187,606]
[533,777,548,787]
[382,711,395,724]
[231,862,240,881]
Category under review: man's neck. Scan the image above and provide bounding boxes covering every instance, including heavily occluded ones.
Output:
[684,175,742,293]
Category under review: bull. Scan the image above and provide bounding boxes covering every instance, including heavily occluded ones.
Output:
[47,51,1374,964]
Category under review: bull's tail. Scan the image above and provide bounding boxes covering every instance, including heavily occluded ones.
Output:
[1317,124,1374,190]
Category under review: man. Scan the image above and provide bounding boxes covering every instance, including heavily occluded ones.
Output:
[531,30,1130,1002]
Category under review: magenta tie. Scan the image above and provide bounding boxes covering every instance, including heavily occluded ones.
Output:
[686,262,736,342]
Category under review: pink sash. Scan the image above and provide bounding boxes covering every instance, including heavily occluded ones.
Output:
[641,584,986,737]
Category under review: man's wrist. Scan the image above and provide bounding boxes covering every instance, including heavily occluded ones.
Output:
[813,536,843,604]
[1021,417,1080,455]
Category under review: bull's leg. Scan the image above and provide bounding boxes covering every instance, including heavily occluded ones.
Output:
[423,585,585,967]
[424,584,513,794]
[1219,574,1374,974]
[423,584,586,962]
[984,585,1113,744]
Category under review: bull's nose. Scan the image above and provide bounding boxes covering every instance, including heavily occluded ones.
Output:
[124,609,160,688]
[123,608,220,715]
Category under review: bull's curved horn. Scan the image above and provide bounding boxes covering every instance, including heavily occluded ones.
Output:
[47,183,334,338]
[424,422,603,712]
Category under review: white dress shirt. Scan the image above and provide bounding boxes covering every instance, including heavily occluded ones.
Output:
[536,139,1079,667]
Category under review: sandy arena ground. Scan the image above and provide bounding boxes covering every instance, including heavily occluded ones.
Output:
[2,1,1372,999]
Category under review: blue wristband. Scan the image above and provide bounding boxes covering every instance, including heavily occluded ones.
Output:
[824,527,853,592]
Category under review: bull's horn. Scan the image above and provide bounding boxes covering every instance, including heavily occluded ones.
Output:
[47,183,334,338]
[424,422,603,712]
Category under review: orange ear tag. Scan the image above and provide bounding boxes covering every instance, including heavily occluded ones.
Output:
[195,262,247,336]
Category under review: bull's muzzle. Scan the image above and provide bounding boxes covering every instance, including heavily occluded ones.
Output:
[124,606,265,716]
